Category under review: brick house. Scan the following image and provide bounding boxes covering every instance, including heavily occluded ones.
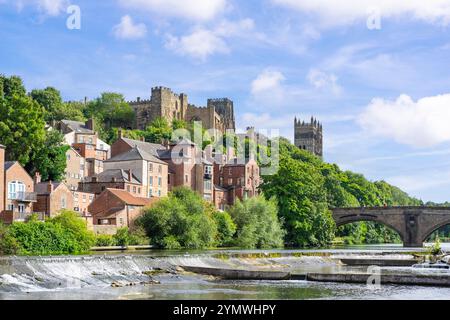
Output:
[79,168,145,197]
[104,146,168,198]
[64,147,87,191]
[213,157,261,208]
[34,180,74,218]
[73,190,95,216]
[88,188,157,234]
[1,161,37,222]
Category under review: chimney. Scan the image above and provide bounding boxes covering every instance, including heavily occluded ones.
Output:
[34,172,41,184]
[47,181,53,193]
[128,169,133,182]
[118,129,123,139]
[85,117,95,131]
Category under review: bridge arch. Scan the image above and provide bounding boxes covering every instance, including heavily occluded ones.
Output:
[335,217,404,242]
[421,218,450,244]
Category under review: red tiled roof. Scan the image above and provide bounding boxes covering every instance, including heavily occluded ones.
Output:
[107,188,156,206]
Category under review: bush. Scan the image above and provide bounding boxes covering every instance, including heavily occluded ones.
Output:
[5,211,95,255]
[228,196,285,249]
[113,227,130,247]
[213,211,236,247]
[95,234,115,247]
[128,226,150,245]
[0,222,18,255]
[138,187,217,249]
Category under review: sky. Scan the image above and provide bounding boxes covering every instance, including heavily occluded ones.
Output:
[1,0,450,202]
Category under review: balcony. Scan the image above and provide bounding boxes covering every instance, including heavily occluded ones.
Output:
[8,192,38,202]
[0,211,45,224]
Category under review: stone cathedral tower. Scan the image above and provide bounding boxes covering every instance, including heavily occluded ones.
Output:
[294,117,323,158]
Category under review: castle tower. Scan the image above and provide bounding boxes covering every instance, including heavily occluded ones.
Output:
[207,98,236,132]
[294,117,323,158]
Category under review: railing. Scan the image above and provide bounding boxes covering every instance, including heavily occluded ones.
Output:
[0,211,45,224]
[8,192,37,202]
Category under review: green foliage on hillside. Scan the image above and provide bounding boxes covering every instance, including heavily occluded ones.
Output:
[261,137,422,247]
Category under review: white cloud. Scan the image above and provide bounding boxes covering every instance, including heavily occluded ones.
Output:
[251,69,285,95]
[358,93,450,148]
[307,68,341,94]
[118,0,227,21]
[165,29,229,61]
[165,19,254,60]
[16,0,68,16]
[113,15,147,40]
[272,0,450,26]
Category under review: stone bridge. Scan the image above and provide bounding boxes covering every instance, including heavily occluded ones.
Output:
[332,207,450,247]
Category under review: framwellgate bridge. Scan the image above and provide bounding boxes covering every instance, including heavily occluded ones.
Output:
[332,207,450,247]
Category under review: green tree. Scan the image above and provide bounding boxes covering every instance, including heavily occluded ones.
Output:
[0,76,46,165]
[213,211,236,247]
[138,187,217,249]
[30,87,64,122]
[144,117,173,144]
[228,196,285,249]
[26,130,69,181]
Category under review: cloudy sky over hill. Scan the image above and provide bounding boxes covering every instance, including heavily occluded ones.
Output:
[1,0,450,202]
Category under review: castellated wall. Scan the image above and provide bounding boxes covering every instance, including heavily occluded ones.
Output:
[129,86,235,133]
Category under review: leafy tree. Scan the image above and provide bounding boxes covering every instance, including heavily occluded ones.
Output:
[144,117,173,144]
[138,187,218,249]
[30,87,64,122]
[213,211,236,247]
[0,76,46,165]
[228,196,285,249]
[57,101,86,122]
[26,130,69,181]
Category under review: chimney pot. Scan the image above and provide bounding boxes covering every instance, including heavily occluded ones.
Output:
[34,172,41,184]
[47,180,53,193]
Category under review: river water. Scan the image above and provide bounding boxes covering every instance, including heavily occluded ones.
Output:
[0,244,449,300]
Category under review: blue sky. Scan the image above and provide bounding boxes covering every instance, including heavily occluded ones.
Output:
[1,0,450,202]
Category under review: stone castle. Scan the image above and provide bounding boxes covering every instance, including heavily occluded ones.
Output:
[129,87,235,133]
[294,117,323,158]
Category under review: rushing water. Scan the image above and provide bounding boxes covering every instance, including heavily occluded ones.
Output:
[0,245,449,300]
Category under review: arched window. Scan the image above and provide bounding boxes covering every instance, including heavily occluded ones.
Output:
[8,181,25,200]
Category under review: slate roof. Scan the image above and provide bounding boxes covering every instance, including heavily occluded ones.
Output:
[35,182,64,195]
[61,120,94,134]
[91,169,141,184]
[121,138,166,157]
[105,147,166,165]
[4,161,17,171]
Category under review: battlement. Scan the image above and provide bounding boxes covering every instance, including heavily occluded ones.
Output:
[128,98,151,105]
[208,98,233,103]
[295,116,322,130]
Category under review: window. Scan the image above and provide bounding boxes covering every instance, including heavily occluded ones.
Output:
[8,181,25,200]
[82,195,86,203]
[138,187,141,194]
[228,178,232,185]
[133,186,136,193]
[204,166,212,174]
[66,154,71,160]
[61,195,67,209]
[149,164,153,172]
[158,165,162,174]
[7,204,14,211]
[185,175,189,183]
[149,176,153,186]
[158,190,161,197]
[18,204,25,213]
[204,181,212,191]
[158,177,162,187]
[119,218,124,226]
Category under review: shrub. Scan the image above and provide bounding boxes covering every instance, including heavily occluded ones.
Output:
[95,234,115,247]
[0,222,18,255]
[128,226,150,245]
[228,196,285,249]
[113,227,130,247]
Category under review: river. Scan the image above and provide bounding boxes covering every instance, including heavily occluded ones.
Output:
[0,244,449,300]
